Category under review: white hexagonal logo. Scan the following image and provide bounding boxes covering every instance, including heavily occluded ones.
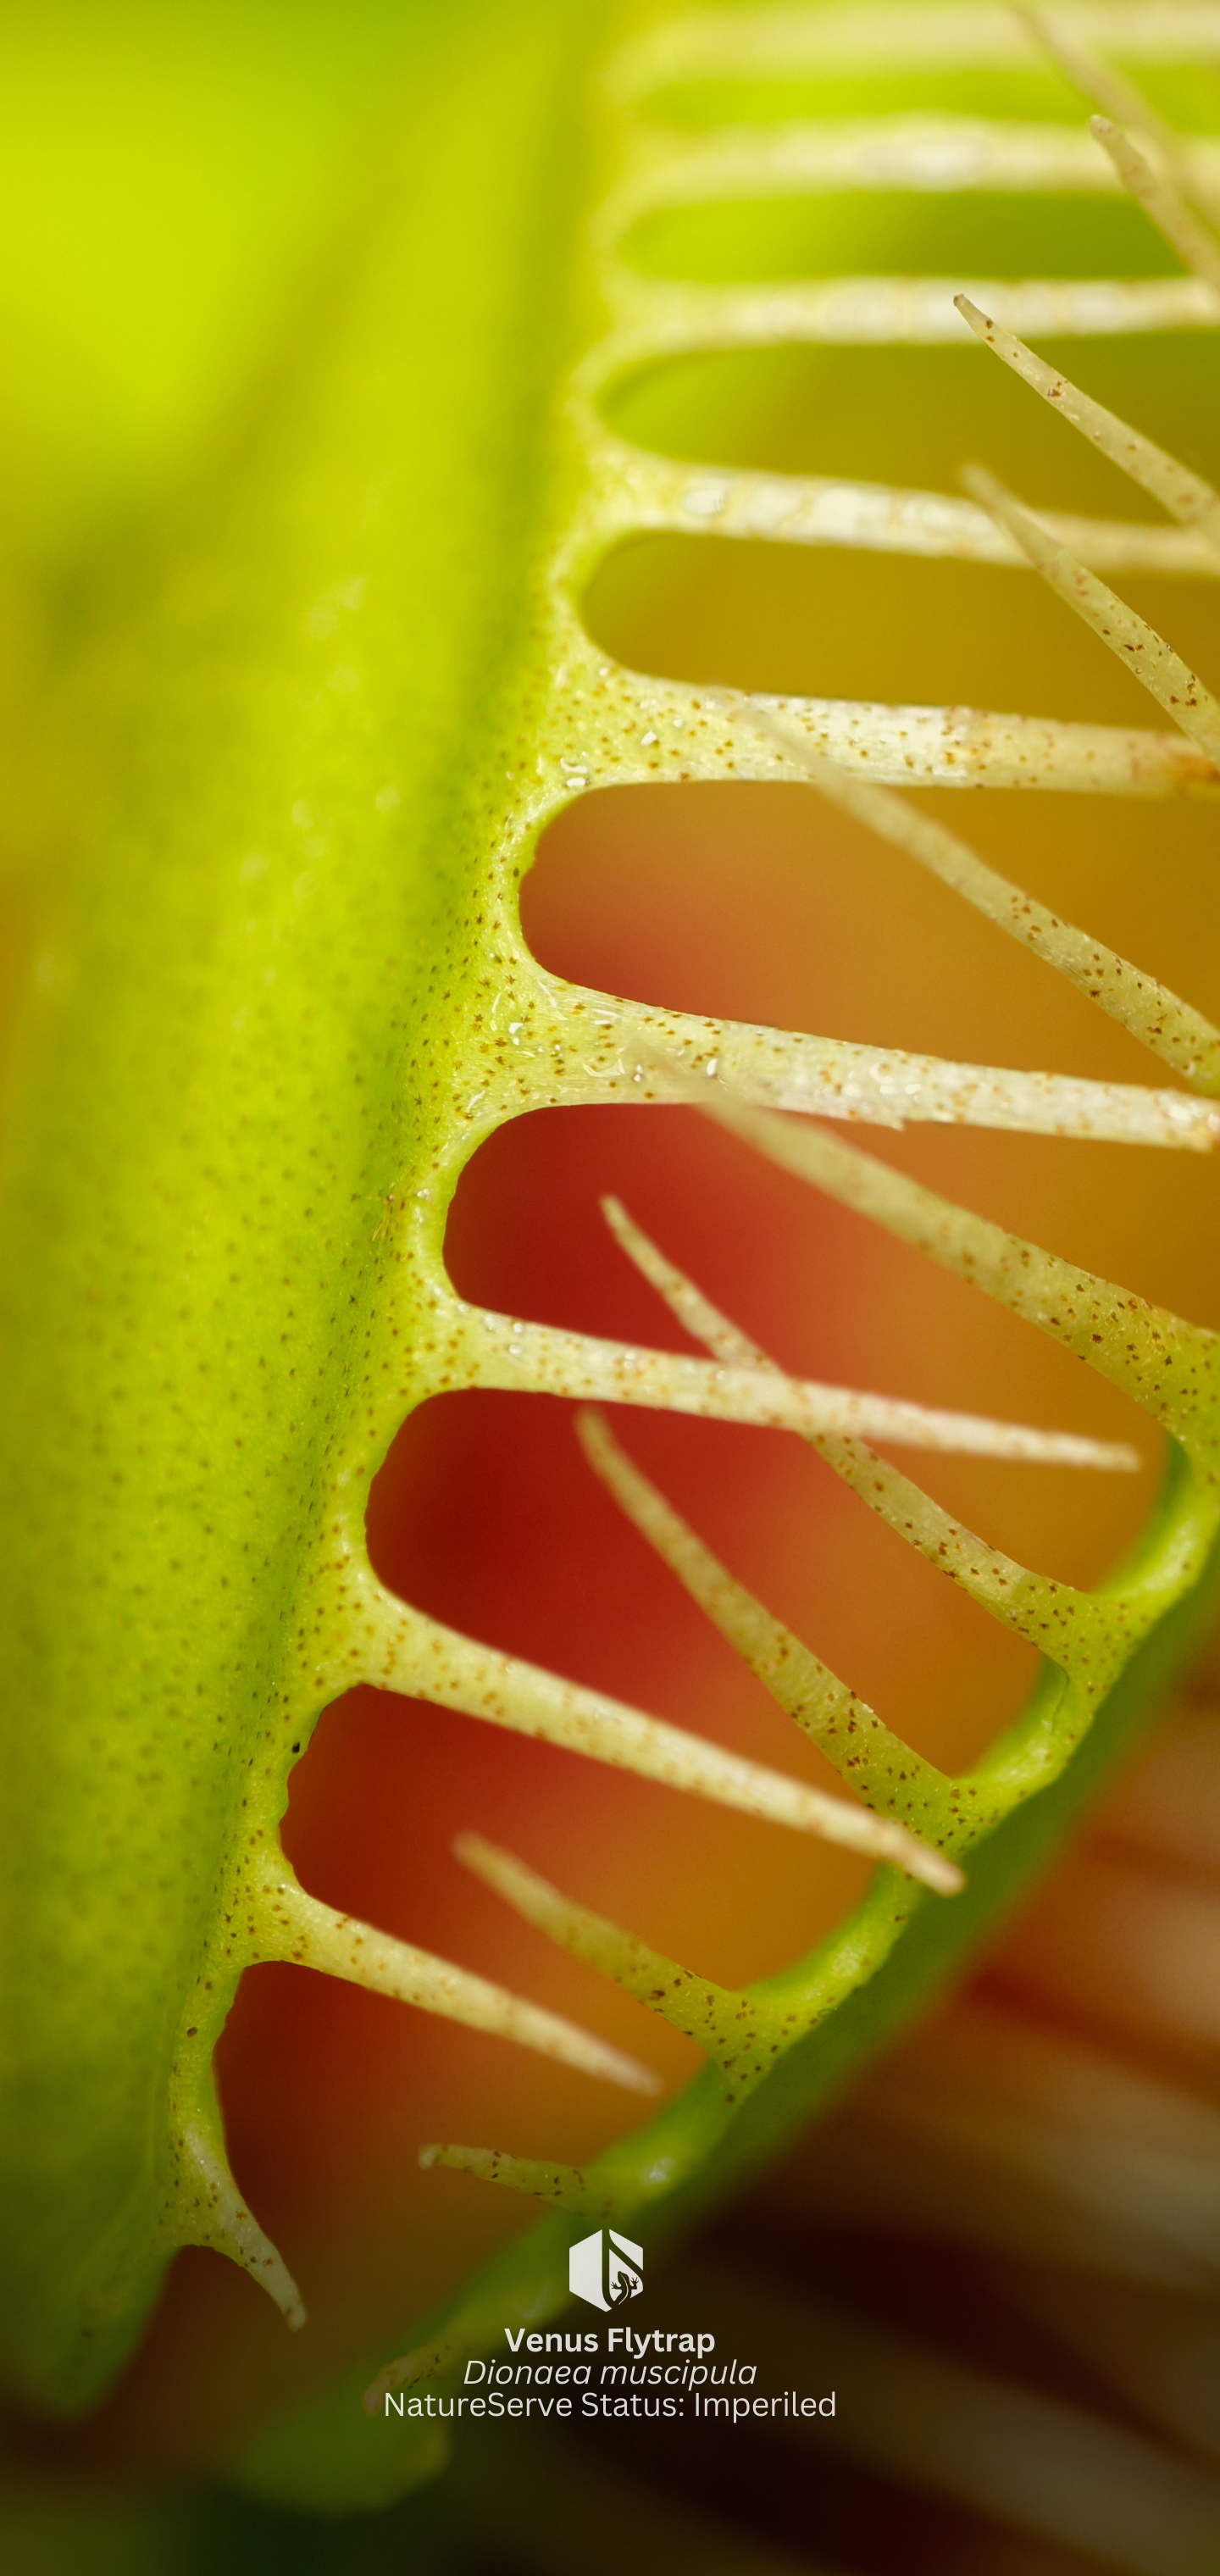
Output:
[568,2227,644,2311]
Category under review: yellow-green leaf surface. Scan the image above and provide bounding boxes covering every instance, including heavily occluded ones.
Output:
[0,0,609,2412]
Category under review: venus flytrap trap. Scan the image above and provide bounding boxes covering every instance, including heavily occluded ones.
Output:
[4,0,1220,2533]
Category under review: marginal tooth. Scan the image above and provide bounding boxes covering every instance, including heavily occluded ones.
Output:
[350,1577,988,1835]
[613,8,1220,96]
[955,298,1220,560]
[726,691,1218,792]
[602,1191,757,1368]
[816,1433,1081,1644]
[557,969,1220,1142]
[452,1829,937,2080]
[598,1197,1082,1667]
[254,1868,657,2095]
[591,437,1217,576]
[605,113,1193,228]
[707,1019,1220,1149]
[681,687,1214,794]
[1016,3,1220,230]
[1088,114,1220,293]
[548,647,1219,793]
[418,2143,612,2213]
[614,982,1220,1147]
[455,1830,752,2030]
[598,274,1218,371]
[173,2118,306,2329]
[575,1405,962,1869]
[962,463,1220,769]
[692,1085,1220,1451]
[723,712,1220,1091]
[598,1173,1210,1692]
[465,1305,1139,1466]
[536,630,1214,799]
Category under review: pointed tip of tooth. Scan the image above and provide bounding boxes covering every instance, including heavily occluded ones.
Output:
[911,1847,966,1898]
[574,1401,611,1459]
[175,2117,308,2331]
[452,1826,499,1880]
[601,1192,646,1263]
[1082,1438,1141,1474]
[556,2009,668,2091]
[622,2058,666,2097]
[519,2009,658,2098]
[983,1424,1139,1471]
[858,1813,965,1895]
[960,460,1002,508]
[570,2033,664,2096]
